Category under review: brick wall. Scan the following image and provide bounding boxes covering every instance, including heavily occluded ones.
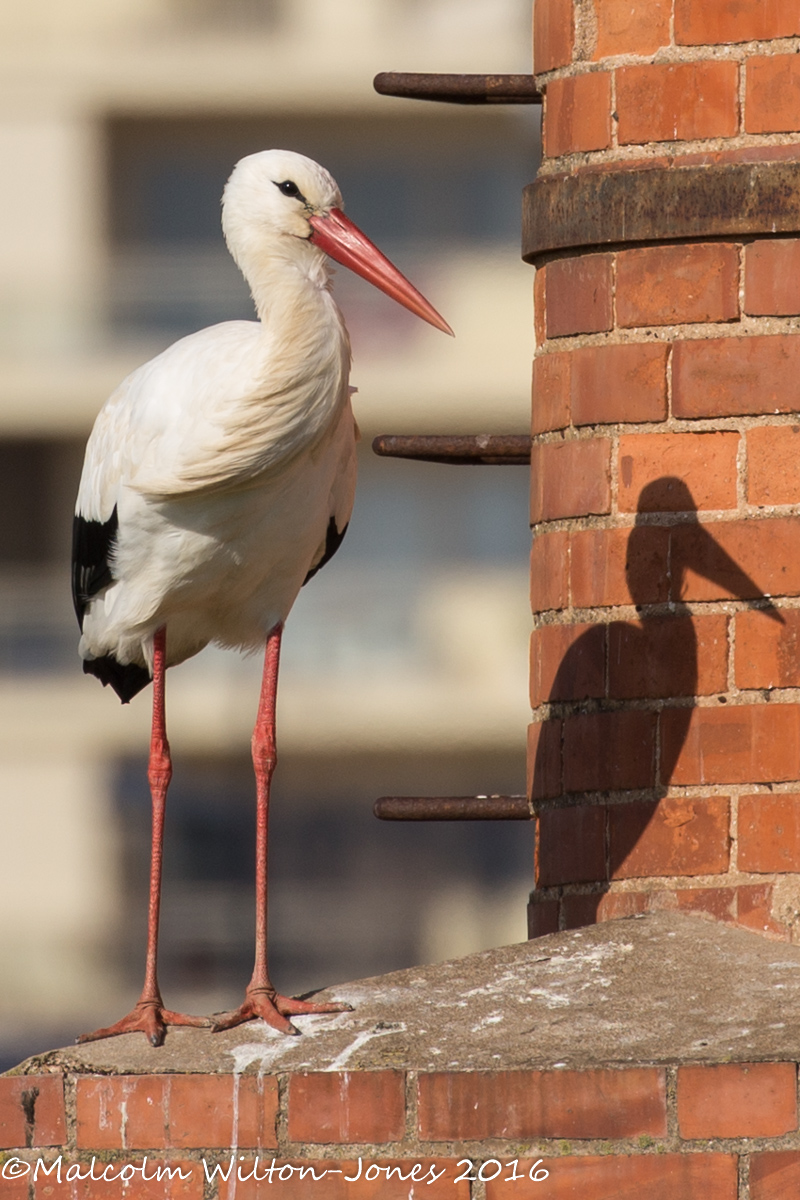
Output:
[529,0,800,939]
[5,1062,800,1198]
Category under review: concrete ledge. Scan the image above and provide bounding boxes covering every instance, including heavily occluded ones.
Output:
[4,913,800,1199]
[11,911,800,1076]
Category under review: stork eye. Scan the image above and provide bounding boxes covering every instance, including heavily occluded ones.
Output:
[276,179,303,199]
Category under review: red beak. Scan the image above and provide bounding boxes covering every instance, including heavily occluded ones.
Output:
[309,207,454,336]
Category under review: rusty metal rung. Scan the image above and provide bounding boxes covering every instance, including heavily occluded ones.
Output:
[372,434,531,465]
[374,72,543,105]
[374,796,532,821]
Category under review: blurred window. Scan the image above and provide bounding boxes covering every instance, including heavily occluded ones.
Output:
[106,112,540,335]
[0,437,84,673]
[114,749,531,998]
[109,112,537,246]
[0,438,83,565]
[170,0,282,30]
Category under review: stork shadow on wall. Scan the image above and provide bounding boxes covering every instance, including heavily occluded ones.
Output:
[533,477,783,896]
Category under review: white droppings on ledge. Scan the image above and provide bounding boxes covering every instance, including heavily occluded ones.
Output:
[228,1034,303,1075]
[327,1023,407,1071]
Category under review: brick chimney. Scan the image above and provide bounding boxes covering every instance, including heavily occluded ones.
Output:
[527,0,800,941]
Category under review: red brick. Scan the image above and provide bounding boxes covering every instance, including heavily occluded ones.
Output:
[530,529,569,611]
[418,1068,666,1140]
[231,1159,469,1199]
[674,335,800,419]
[737,882,785,937]
[545,253,613,337]
[562,889,653,928]
[671,518,800,602]
[747,55,800,135]
[570,341,668,426]
[609,614,728,699]
[706,144,800,167]
[34,1161,202,1200]
[530,622,605,707]
[626,473,708,515]
[36,1170,123,1200]
[534,266,546,347]
[2,1173,28,1200]
[597,890,651,919]
[180,1076,276,1150]
[485,1153,737,1199]
[751,1151,800,1200]
[617,243,739,327]
[662,705,706,789]
[678,1063,797,1139]
[238,1077,280,1149]
[745,240,800,316]
[527,896,559,937]
[676,0,800,43]
[123,1162,200,1200]
[570,524,670,608]
[76,1075,277,1151]
[563,709,657,791]
[532,352,570,434]
[76,1076,166,1150]
[544,72,612,157]
[736,608,800,689]
[665,883,784,937]
[739,794,800,872]
[562,891,604,928]
[662,704,800,786]
[528,719,563,800]
[748,425,800,506]
[170,1076,244,1149]
[287,1072,404,1144]
[0,1075,65,1150]
[609,796,730,879]
[674,885,736,922]
[531,439,611,522]
[534,0,574,72]
[35,1171,122,1200]
[536,804,606,886]
[617,61,739,145]
[593,0,670,57]
[618,432,738,514]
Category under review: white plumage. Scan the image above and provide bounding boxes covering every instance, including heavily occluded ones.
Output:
[75,152,356,689]
[72,149,451,1045]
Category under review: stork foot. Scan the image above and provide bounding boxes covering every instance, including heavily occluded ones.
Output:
[212,987,353,1035]
[77,999,210,1048]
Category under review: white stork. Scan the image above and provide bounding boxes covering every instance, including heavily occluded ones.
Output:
[72,149,452,1046]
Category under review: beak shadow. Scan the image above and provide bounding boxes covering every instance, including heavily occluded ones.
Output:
[676,523,785,625]
[631,478,785,625]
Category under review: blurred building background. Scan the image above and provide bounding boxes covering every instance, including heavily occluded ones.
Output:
[0,0,539,1067]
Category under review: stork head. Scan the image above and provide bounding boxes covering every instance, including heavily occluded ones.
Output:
[222,149,453,335]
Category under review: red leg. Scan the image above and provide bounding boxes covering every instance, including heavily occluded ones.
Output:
[213,623,352,1035]
[79,628,209,1046]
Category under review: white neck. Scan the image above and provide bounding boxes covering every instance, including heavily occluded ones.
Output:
[244,239,328,322]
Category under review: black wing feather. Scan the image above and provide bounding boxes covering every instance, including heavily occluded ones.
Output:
[71,506,150,704]
[72,507,119,629]
[82,654,150,703]
[303,516,348,586]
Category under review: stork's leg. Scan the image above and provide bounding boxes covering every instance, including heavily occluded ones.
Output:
[213,623,352,1035]
[78,627,209,1047]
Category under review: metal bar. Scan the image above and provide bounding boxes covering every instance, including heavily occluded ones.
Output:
[372,434,531,465]
[374,796,532,820]
[524,160,800,262]
[374,72,543,105]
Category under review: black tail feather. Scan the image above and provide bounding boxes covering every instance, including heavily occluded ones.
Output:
[83,655,151,704]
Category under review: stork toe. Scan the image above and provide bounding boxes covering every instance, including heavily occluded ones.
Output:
[78,998,210,1047]
[211,987,352,1035]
